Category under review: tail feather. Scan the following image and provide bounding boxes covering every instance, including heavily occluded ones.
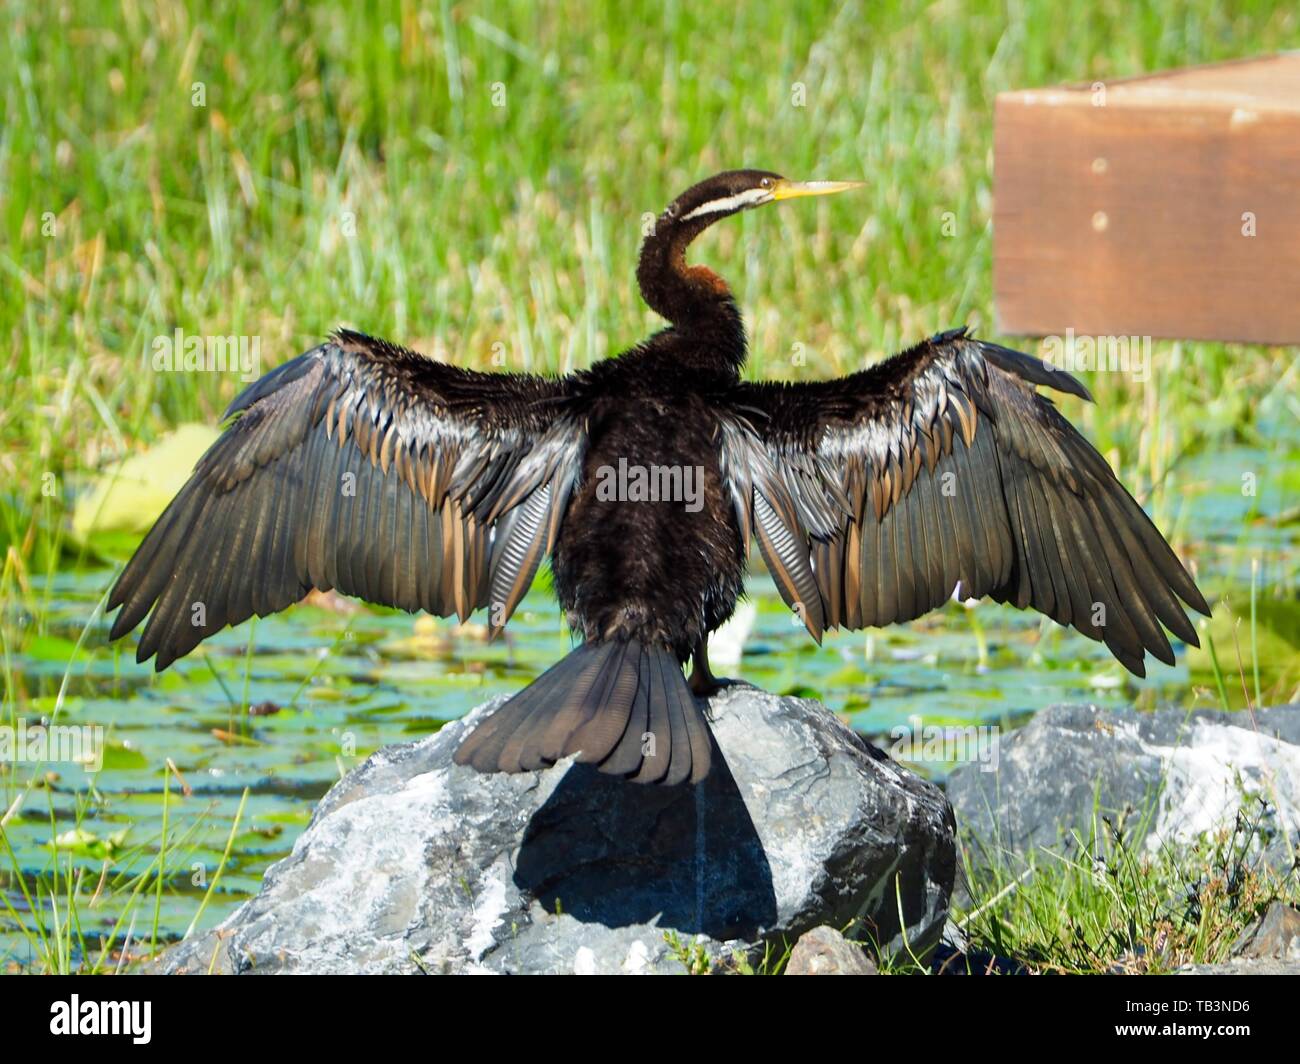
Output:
[500,643,611,772]
[598,660,653,776]
[658,655,696,787]
[631,655,673,784]
[562,643,640,768]
[453,639,712,784]
[453,654,582,773]
[525,639,631,770]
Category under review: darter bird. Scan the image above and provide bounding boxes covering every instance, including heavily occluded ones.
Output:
[108,170,1210,785]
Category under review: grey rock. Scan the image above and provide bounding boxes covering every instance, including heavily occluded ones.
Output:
[151,684,955,974]
[785,926,877,975]
[948,703,1300,870]
[1178,958,1300,975]
[1231,902,1300,961]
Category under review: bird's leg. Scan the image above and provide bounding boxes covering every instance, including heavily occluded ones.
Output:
[689,638,731,697]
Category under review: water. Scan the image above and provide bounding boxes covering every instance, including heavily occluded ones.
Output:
[1,438,1296,971]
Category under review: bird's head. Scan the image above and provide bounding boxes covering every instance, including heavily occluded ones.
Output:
[664,169,864,226]
[637,169,864,343]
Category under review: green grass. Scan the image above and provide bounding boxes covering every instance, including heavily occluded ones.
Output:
[674,793,1299,976]
[954,791,1298,974]
[2,0,1298,575]
[1,0,1298,973]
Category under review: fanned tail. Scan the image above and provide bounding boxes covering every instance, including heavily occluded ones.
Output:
[453,639,712,784]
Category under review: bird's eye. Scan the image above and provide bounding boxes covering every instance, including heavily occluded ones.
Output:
[760,177,771,188]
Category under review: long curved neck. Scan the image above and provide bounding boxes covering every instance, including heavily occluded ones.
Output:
[636,214,746,371]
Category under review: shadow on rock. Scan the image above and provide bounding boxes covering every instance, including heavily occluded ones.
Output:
[514,740,777,940]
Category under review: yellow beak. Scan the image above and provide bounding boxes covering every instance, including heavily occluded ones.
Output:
[769,178,866,202]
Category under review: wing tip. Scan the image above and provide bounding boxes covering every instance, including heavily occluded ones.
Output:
[972,337,1094,403]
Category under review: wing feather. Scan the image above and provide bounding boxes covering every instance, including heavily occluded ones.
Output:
[718,330,1209,676]
[109,330,583,670]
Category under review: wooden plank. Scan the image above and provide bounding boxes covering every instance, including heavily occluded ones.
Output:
[994,54,1300,344]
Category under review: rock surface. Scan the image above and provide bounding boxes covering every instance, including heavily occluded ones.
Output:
[948,703,1300,870]
[1177,958,1300,975]
[785,926,877,975]
[1231,901,1300,962]
[152,684,955,974]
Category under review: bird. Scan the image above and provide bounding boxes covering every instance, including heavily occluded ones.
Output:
[107,169,1211,786]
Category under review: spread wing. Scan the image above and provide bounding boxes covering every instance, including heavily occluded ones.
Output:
[108,329,584,669]
[717,328,1210,676]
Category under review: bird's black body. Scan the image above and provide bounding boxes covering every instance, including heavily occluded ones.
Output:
[553,358,746,657]
[108,169,1211,786]
[548,172,770,663]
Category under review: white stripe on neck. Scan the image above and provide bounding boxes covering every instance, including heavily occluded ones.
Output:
[680,187,769,221]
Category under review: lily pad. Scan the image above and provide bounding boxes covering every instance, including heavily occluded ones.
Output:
[72,423,219,547]
[48,826,129,859]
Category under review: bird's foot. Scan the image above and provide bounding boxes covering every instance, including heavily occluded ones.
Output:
[689,640,736,718]
[689,674,735,699]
